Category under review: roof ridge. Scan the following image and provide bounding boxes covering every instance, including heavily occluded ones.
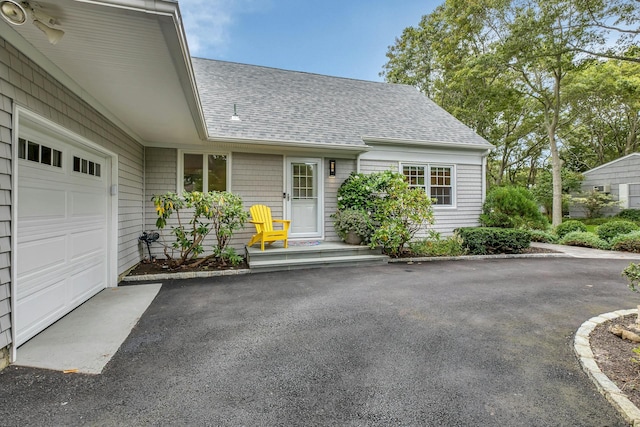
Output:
[190,56,397,86]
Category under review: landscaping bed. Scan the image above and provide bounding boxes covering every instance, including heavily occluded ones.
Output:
[590,314,640,409]
[127,257,248,276]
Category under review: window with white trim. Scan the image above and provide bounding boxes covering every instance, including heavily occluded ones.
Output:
[402,164,454,206]
[180,152,228,193]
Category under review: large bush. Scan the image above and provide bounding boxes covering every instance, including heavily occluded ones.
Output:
[152,191,248,267]
[369,172,434,256]
[558,231,610,250]
[596,220,639,242]
[456,227,531,255]
[617,209,640,223]
[555,220,587,239]
[336,171,395,213]
[480,186,547,230]
[611,231,640,253]
[528,229,558,243]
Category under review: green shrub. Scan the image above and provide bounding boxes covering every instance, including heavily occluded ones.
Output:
[456,227,531,255]
[617,209,640,223]
[336,171,395,212]
[596,220,639,242]
[623,263,640,292]
[480,186,548,230]
[558,231,610,250]
[572,190,619,218]
[529,229,558,243]
[555,220,587,238]
[576,217,612,226]
[611,231,640,253]
[369,173,434,257]
[333,208,374,243]
[408,233,466,257]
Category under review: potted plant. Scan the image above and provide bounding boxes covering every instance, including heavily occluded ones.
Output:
[333,208,372,245]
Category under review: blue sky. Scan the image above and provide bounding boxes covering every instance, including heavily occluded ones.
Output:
[178,0,440,82]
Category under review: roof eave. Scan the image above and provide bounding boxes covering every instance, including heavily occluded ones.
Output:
[362,136,495,152]
[207,135,372,153]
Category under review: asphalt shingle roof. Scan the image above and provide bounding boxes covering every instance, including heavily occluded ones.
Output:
[192,58,493,149]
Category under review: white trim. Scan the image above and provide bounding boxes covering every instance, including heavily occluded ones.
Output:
[176,149,231,194]
[206,135,370,153]
[583,153,640,175]
[400,162,457,209]
[11,106,118,358]
[360,146,485,166]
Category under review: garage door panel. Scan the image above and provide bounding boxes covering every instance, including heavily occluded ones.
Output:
[70,263,106,304]
[71,191,106,217]
[16,278,66,343]
[17,237,66,276]
[70,229,106,259]
[18,187,66,219]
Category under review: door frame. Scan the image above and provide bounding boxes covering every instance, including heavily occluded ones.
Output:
[11,106,118,361]
[284,157,324,239]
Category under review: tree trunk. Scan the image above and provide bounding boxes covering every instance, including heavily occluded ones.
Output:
[549,66,563,227]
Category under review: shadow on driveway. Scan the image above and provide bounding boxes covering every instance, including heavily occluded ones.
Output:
[0,258,633,426]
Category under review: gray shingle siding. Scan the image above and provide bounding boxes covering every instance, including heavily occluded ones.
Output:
[324,158,357,241]
[571,154,640,217]
[359,160,482,236]
[0,38,145,355]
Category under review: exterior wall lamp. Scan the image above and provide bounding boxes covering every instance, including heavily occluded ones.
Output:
[329,159,336,176]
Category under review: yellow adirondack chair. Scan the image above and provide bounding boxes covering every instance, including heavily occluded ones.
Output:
[247,205,291,251]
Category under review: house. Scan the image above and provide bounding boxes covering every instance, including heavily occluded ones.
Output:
[0,0,492,368]
[571,153,640,217]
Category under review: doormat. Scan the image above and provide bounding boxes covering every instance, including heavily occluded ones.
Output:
[289,241,321,246]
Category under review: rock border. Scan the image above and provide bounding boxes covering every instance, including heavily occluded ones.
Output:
[122,268,251,282]
[575,309,640,427]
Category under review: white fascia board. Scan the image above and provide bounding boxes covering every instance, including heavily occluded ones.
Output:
[583,153,640,175]
[362,136,495,151]
[205,136,371,154]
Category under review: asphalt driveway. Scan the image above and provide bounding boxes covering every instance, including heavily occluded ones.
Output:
[0,258,634,426]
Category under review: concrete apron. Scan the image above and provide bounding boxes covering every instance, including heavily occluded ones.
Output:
[14,283,162,374]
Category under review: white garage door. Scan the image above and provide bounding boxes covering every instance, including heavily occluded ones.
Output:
[15,133,110,346]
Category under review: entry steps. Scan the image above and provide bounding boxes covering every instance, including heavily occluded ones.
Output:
[246,241,389,273]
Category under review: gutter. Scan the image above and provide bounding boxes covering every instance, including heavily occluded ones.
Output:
[207,135,372,153]
[362,136,495,151]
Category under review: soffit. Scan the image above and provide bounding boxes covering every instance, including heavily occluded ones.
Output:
[0,0,205,145]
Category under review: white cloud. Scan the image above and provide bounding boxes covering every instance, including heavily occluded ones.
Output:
[178,0,268,58]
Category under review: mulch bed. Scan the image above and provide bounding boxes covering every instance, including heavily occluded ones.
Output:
[127,258,248,276]
[590,314,640,408]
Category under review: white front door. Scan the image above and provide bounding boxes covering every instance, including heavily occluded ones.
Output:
[286,158,323,239]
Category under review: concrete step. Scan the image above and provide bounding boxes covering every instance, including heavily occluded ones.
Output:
[249,254,389,273]
[247,244,381,263]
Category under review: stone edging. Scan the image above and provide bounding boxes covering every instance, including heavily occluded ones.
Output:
[121,268,251,282]
[575,309,640,426]
[388,252,566,263]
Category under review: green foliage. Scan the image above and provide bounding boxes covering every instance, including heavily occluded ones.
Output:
[528,229,558,244]
[408,233,466,257]
[596,220,639,242]
[480,186,548,230]
[332,208,373,243]
[623,263,640,293]
[207,192,248,260]
[455,227,531,255]
[369,172,435,257]
[531,169,583,218]
[336,171,395,213]
[558,231,610,250]
[611,231,640,253]
[572,190,620,218]
[555,220,587,238]
[214,247,244,267]
[575,217,612,226]
[152,191,247,267]
[617,209,640,224]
